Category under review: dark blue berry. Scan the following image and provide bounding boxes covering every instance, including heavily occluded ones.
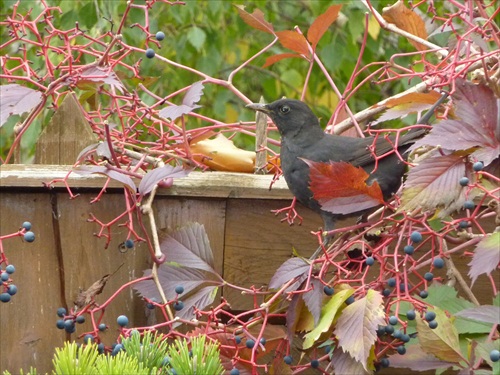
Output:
[325,345,332,353]
[98,343,105,354]
[284,355,293,365]
[98,323,106,331]
[24,231,35,242]
[83,334,94,344]
[125,239,134,248]
[64,319,75,330]
[424,272,434,281]
[393,330,403,339]
[155,31,166,41]
[401,334,410,343]
[490,349,500,362]
[376,326,386,337]
[404,245,415,255]
[145,48,155,58]
[419,290,428,299]
[56,319,65,329]
[175,285,184,294]
[366,256,375,266]
[433,257,445,269]
[382,289,391,297]
[473,161,484,171]
[380,358,390,367]
[117,315,129,327]
[7,284,17,295]
[406,310,416,320]
[57,307,67,317]
[459,221,469,229]
[245,339,255,349]
[0,293,11,303]
[323,286,334,296]
[459,177,470,186]
[260,337,266,346]
[162,356,170,366]
[76,315,85,324]
[425,311,436,321]
[388,316,398,325]
[22,221,32,230]
[410,231,423,243]
[385,325,394,334]
[174,301,184,311]
[387,278,397,287]
[311,359,320,368]
[5,264,15,274]
[397,345,406,355]
[400,283,411,292]
[345,295,355,305]
[428,320,438,329]
[112,343,123,355]
[230,368,240,375]
[234,336,241,344]
[463,200,475,210]
[1,273,9,282]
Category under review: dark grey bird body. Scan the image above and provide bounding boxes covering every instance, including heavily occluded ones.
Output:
[247,99,425,231]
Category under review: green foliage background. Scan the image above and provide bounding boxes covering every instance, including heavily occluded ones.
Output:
[1,0,424,160]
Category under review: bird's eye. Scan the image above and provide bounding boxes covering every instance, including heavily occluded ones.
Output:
[280,105,290,114]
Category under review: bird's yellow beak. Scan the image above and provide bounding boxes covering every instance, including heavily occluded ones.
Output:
[246,103,271,114]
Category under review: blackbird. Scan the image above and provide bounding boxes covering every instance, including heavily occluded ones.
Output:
[246,98,428,232]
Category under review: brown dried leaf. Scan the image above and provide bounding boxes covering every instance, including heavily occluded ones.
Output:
[276,30,310,56]
[262,53,301,68]
[235,5,274,34]
[382,0,428,51]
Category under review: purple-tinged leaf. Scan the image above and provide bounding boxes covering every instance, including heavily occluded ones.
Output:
[401,153,467,216]
[286,293,302,342]
[269,257,310,290]
[160,223,216,272]
[388,344,454,371]
[182,81,205,107]
[159,82,205,121]
[78,66,124,93]
[302,278,323,326]
[172,285,218,324]
[138,165,189,196]
[73,165,137,192]
[331,348,370,375]
[468,233,500,286]
[411,81,499,166]
[0,84,43,127]
[96,142,112,160]
[455,305,500,325]
[334,290,385,371]
[76,143,99,162]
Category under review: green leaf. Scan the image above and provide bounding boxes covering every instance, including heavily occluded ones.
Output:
[303,288,353,349]
[334,290,385,371]
[187,26,207,52]
[80,2,98,29]
[415,306,464,363]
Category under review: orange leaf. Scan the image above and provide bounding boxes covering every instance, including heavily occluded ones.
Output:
[263,53,302,68]
[235,5,274,34]
[276,30,310,56]
[307,4,342,48]
[302,159,385,215]
[382,0,428,51]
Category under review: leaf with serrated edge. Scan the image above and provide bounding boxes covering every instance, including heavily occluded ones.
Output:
[269,257,310,290]
[415,307,463,363]
[468,233,500,286]
[302,278,323,326]
[331,348,370,375]
[307,5,342,48]
[160,223,216,272]
[334,290,385,370]
[455,305,500,325]
[303,288,353,349]
[138,165,189,196]
[182,81,205,107]
[388,344,455,371]
[382,1,427,51]
[234,5,274,34]
[73,165,137,193]
[401,153,466,217]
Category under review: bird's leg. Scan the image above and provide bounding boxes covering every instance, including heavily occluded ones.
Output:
[309,215,336,260]
[271,197,303,226]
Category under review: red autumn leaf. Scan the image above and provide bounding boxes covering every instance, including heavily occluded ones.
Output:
[234,5,274,34]
[382,0,428,51]
[307,4,342,48]
[302,159,385,215]
[262,53,301,68]
[276,30,310,56]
